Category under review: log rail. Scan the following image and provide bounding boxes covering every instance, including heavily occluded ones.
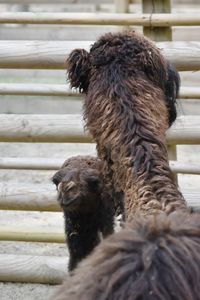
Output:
[0,13,200,26]
[0,41,199,71]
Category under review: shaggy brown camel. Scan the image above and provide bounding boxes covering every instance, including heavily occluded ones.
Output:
[66,30,188,221]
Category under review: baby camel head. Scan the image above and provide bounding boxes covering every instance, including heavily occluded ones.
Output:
[66,30,179,127]
[52,166,102,213]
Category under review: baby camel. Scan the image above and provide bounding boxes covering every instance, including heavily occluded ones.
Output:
[52,155,121,271]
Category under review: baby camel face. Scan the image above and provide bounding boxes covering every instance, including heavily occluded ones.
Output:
[52,167,102,213]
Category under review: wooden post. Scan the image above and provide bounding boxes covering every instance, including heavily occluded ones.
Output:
[142,0,172,41]
[168,144,178,182]
[115,0,129,13]
[115,0,129,31]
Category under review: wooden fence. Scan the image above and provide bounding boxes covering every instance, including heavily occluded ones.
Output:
[0,40,199,71]
[0,0,200,284]
[0,12,200,26]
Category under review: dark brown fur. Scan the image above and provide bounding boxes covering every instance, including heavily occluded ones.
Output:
[52,156,120,271]
[66,30,187,221]
[53,212,200,300]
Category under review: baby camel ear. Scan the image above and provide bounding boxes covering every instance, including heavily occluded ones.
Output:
[66,49,91,93]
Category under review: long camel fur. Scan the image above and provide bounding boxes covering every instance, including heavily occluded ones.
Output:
[66,30,188,220]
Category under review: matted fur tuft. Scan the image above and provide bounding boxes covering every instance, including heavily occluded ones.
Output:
[66,48,91,93]
[52,212,200,300]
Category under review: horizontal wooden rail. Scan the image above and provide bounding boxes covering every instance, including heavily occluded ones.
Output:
[0,13,200,26]
[0,157,64,170]
[0,0,83,3]
[166,116,200,144]
[0,114,89,143]
[0,157,200,175]
[0,83,199,99]
[0,181,199,212]
[0,0,109,3]
[0,183,60,211]
[0,41,199,71]
[0,114,199,144]
[0,225,65,243]
[0,83,79,97]
[0,40,90,69]
[179,87,200,99]
[0,254,67,284]
[0,186,199,242]
[170,161,200,175]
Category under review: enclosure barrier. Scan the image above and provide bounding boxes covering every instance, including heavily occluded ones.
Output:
[0,157,200,174]
[0,182,58,211]
[0,13,200,26]
[0,0,109,4]
[0,114,199,144]
[0,84,200,99]
[0,181,199,213]
[0,225,65,243]
[0,254,67,284]
[1,0,200,285]
[0,182,199,245]
[0,41,199,71]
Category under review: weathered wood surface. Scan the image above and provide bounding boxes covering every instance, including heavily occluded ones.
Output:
[0,83,78,96]
[0,114,89,143]
[0,13,200,26]
[0,182,60,211]
[0,173,199,212]
[115,0,129,13]
[0,83,199,99]
[0,225,65,243]
[0,40,199,71]
[0,0,109,3]
[0,157,63,170]
[142,0,172,41]
[0,254,67,284]
[170,161,200,175]
[168,145,177,182]
[0,114,199,144]
[0,186,199,243]
[180,87,200,99]
[157,41,200,71]
[0,157,200,175]
[166,115,200,144]
[0,40,91,69]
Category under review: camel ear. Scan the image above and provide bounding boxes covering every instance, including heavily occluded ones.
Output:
[164,63,180,127]
[52,171,62,188]
[66,49,91,93]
